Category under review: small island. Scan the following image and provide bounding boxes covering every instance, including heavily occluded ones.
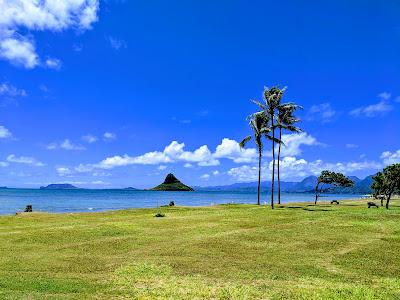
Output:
[123,187,139,191]
[40,184,78,190]
[151,173,194,191]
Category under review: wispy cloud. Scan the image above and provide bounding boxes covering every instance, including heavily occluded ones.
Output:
[103,132,117,141]
[200,174,210,180]
[0,125,12,139]
[7,154,45,167]
[345,144,358,149]
[0,82,27,105]
[350,92,393,117]
[172,117,191,124]
[45,58,62,70]
[47,139,86,151]
[307,103,336,123]
[106,36,127,50]
[82,134,98,143]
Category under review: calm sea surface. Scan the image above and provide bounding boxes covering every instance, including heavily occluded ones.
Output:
[0,189,364,215]
[0,189,361,215]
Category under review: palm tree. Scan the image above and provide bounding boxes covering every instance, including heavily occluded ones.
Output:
[276,104,302,204]
[240,112,269,206]
[253,87,285,209]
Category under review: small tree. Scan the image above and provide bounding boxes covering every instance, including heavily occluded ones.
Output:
[314,170,354,204]
[371,163,400,209]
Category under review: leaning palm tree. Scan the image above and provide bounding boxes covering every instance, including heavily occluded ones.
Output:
[239,112,269,206]
[253,87,285,209]
[276,104,302,204]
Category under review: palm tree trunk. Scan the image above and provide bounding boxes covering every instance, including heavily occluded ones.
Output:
[271,119,275,209]
[277,128,282,205]
[315,183,319,205]
[257,148,262,206]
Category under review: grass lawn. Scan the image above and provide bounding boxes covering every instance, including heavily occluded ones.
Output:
[0,198,399,299]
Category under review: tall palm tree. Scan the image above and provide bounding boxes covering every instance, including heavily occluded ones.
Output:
[253,87,285,209]
[276,104,302,204]
[240,112,270,206]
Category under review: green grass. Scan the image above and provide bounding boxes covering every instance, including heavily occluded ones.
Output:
[0,198,399,299]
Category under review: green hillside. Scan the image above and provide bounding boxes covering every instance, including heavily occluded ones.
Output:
[151,173,194,191]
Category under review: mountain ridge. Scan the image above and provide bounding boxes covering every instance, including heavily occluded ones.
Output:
[195,175,374,194]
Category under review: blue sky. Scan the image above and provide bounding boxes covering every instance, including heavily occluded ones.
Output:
[0,0,399,188]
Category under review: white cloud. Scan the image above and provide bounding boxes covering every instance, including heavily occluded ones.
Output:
[278,133,321,157]
[0,125,12,138]
[212,170,220,176]
[350,93,393,117]
[82,134,98,143]
[106,36,126,50]
[7,154,45,166]
[200,174,210,180]
[45,57,61,70]
[70,134,321,173]
[158,165,167,170]
[103,132,116,141]
[0,36,38,68]
[307,103,336,123]
[228,157,382,182]
[56,166,72,176]
[381,150,400,165]
[47,139,86,151]
[0,0,99,68]
[228,165,259,182]
[214,138,257,163]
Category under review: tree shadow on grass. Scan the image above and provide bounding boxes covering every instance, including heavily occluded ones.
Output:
[302,207,331,212]
[281,205,332,212]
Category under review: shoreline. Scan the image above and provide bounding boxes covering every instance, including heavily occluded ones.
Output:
[1,196,373,217]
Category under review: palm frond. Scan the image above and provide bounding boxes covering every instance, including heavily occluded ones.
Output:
[239,135,252,149]
[251,99,267,110]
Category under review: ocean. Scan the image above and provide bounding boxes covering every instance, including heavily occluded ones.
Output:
[0,188,365,215]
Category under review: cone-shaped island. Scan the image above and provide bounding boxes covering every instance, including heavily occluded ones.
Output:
[151,173,194,191]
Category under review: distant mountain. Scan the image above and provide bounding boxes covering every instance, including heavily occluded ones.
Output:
[151,173,194,191]
[196,175,374,194]
[40,184,78,190]
[123,187,140,191]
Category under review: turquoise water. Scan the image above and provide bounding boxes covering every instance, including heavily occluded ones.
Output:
[0,189,363,215]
